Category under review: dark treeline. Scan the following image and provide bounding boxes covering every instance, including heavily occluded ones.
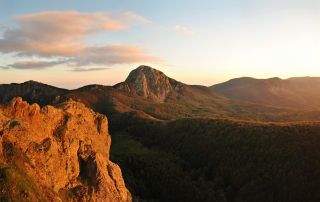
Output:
[111,116,320,202]
[111,152,220,202]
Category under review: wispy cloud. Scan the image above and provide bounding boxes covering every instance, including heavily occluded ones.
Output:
[0,10,160,71]
[7,60,65,70]
[71,67,110,72]
[175,25,195,35]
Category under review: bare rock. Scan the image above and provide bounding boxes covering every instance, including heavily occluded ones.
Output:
[117,65,188,103]
[0,97,132,202]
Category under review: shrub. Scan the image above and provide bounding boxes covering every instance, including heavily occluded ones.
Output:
[95,116,103,134]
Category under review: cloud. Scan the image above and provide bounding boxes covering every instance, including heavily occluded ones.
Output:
[66,44,161,67]
[7,60,65,70]
[10,11,149,43]
[0,11,160,70]
[3,44,162,70]
[175,25,195,35]
[71,67,110,72]
[0,66,10,70]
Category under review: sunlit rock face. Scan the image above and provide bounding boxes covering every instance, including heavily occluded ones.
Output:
[117,65,187,103]
[0,97,132,202]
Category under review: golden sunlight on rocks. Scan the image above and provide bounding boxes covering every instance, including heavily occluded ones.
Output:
[0,97,131,202]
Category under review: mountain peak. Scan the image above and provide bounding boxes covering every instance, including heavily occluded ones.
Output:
[135,65,154,71]
[123,65,175,103]
[110,65,192,103]
[125,65,165,83]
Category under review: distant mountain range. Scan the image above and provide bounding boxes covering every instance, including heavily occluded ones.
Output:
[1,66,320,122]
[210,76,320,110]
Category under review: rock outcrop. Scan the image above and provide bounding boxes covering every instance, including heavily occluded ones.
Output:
[0,97,131,202]
[115,65,188,103]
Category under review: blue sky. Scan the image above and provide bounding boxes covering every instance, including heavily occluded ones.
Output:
[1,0,320,89]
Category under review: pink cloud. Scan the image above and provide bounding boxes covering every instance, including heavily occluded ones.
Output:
[12,11,148,42]
[0,11,160,70]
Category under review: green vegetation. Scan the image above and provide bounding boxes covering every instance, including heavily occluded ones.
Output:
[117,117,320,201]
[0,164,49,202]
[1,141,50,201]
[110,131,220,202]
[110,131,158,154]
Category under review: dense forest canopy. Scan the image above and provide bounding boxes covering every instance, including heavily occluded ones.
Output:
[110,116,320,201]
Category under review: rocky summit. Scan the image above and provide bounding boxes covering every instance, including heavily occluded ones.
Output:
[0,97,131,202]
[115,65,187,103]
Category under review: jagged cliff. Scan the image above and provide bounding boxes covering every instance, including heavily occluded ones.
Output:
[115,65,189,103]
[0,97,131,202]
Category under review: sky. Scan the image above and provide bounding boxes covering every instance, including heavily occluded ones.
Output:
[0,0,320,89]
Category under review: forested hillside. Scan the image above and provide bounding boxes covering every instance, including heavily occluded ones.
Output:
[110,116,320,201]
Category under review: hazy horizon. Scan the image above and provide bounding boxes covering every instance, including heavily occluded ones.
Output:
[0,65,318,90]
[1,0,320,89]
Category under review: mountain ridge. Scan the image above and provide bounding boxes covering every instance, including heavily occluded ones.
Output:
[115,65,216,103]
[1,66,320,123]
[210,76,320,110]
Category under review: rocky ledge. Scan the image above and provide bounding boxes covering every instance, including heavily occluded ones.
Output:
[0,97,131,202]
